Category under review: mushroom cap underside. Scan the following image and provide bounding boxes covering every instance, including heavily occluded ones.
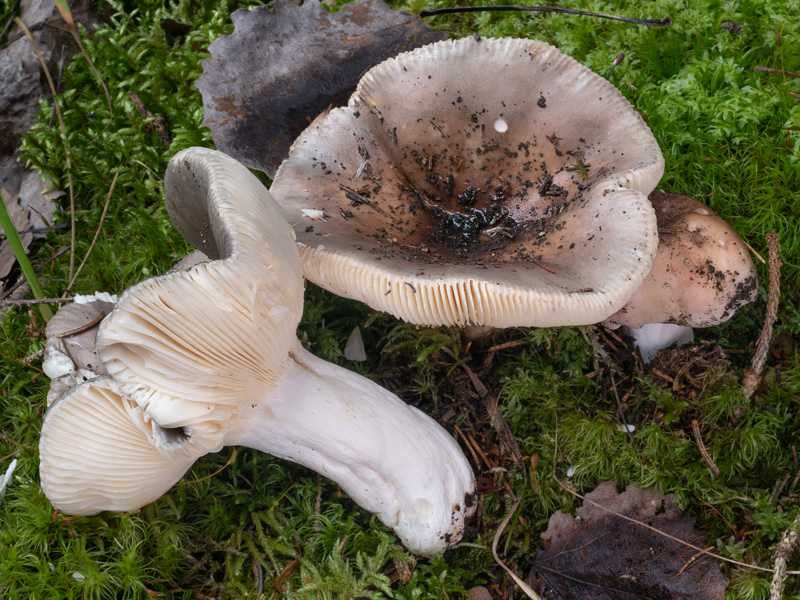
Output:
[39,377,198,515]
[96,148,304,453]
[271,37,664,327]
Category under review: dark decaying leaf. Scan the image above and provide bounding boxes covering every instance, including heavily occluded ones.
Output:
[196,0,447,178]
[529,482,728,600]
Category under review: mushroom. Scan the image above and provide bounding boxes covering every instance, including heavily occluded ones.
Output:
[269,37,664,328]
[604,191,758,360]
[39,147,475,557]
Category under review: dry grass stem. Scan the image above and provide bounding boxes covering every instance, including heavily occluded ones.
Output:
[67,169,120,289]
[743,232,782,398]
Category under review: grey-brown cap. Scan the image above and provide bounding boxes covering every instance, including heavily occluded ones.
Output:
[270,37,664,327]
[605,192,758,328]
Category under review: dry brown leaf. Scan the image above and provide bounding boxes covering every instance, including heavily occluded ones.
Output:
[196,0,446,178]
[529,482,728,599]
[44,299,115,405]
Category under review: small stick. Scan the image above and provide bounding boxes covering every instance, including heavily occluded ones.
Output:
[0,0,21,42]
[610,371,639,452]
[770,515,800,600]
[339,184,386,215]
[742,232,781,398]
[770,474,789,506]
[454,425,483,470]
[0,297,74,308]
[691,419,720,476]
[55,313,104,338]
[67,169,120,289]
[755,65,800,79]
[419,5,672,28]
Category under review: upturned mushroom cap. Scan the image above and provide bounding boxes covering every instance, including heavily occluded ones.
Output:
[605,192,758,329]
[95,147,303,456]
[270,37,664,327]
[39,376,198,514]
[40,147,475,556]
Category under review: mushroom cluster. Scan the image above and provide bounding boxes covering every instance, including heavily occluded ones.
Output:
[39,148,475,557]
[40,36,759,558]
[270,37,665,328]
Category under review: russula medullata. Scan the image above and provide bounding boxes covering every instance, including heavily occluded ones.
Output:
[39,147,476,556]
[605,191,758,360]
[270,37,664,328]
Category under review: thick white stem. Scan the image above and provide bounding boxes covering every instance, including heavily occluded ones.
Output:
[225,342,475,556]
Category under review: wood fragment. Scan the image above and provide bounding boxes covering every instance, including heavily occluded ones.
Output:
[0,296,75,308]
[691,419,720,476]
[742,232,781,398]
[55,313,104,338]
[755,65,800,79]
[454,424,482,470]
[129,92,171,145]
[338,183,386,215]
[770,515,800,600]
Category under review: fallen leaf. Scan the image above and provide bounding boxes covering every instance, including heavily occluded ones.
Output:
[44,298,116,405]
[529,482,728,599]
[196,0,446,178]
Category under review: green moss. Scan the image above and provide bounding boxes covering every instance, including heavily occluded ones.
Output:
[2,0,800,596]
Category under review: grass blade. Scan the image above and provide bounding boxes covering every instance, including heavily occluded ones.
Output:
[0,190,52,322]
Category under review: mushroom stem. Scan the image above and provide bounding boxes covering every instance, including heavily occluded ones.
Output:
[228,342,474,556]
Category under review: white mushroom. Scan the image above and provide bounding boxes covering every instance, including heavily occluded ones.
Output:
[39,147,475,556]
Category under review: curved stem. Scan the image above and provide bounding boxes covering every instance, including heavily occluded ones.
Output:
[226,343,475,556]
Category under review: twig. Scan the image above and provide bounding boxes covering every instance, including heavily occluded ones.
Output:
[49,45,66,127]
[611,371,639,452]
[0,296,74,308]
[770,515,800,600]
[14,17,76,283]
[691,419,720,476]
[339,184,386,215]
[55,312,104,338]
[742,232,781,398]
[51,0,114,140]
[419,5,672,27]
[0,223,68,240]
[67,169,119,289]
[129,92,170,145]
[755,65,800,79]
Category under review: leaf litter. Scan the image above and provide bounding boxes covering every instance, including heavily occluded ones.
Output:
[529,481,728,599]
[196,0,446,178]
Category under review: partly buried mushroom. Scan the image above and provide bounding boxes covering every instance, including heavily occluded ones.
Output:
[604,191,758,361]
[269,37,664,328]
[39,147,475,557]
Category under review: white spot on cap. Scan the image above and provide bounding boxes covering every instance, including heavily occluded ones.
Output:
[493,118,508,133]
